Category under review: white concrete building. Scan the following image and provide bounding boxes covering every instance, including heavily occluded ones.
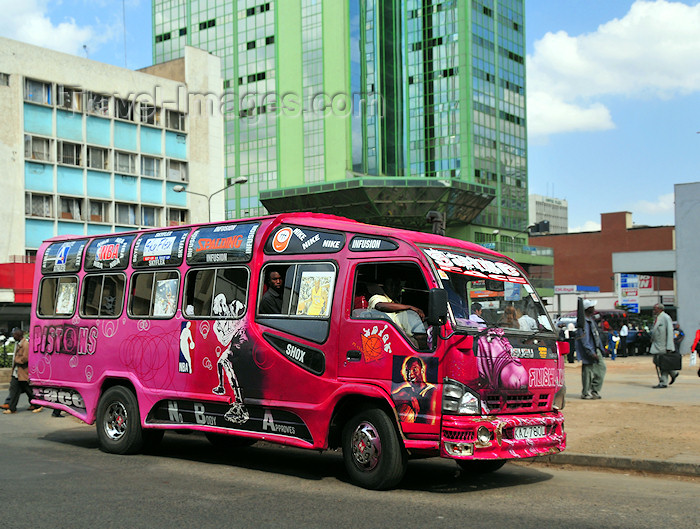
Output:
[529,194,568,234]
[0,37,224,263]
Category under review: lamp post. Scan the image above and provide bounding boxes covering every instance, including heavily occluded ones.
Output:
[492,224,535,252]
[173,176,248,222]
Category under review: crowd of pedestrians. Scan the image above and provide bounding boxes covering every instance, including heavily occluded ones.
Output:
[558,302,696,397]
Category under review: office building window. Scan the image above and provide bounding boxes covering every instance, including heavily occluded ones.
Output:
[87,91,110,116]
[24,78,51,104]
[115,97,134,121]
[59,197,83,221]
[166,159,188,182]
[58,141,82,166]
[25,193,53,218]
[24,135,52,162]
[87,146,108,170]
[167,208,187,226]
[141,206,160,227]
[141,156,161,178]
[140,104,160,126]
[115,151,136,174]
[88,200,110,223]
[165,109,185,131]
[115,203,138,225]
[58,85,83,111]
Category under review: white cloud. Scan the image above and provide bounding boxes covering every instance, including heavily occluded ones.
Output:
[527,91,614,137]
[632,192,675,215]
[569,220,602,233]
[528,0,700,138]
[0,0,113,56]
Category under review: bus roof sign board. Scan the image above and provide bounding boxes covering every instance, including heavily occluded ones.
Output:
[132,229,189,268]
[186,223,259,265]
[84,235,136,271]
[41,240,87,274]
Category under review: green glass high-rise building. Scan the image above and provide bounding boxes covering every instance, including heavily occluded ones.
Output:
[153,0,527,241]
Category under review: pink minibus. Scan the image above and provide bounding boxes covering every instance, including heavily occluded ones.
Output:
[29,213,566,489]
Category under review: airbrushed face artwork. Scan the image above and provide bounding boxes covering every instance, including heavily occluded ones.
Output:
[391,356,438,424]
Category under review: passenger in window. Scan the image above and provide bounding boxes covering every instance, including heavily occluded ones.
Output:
[499,305,519,329]
[368,278,426,346]
[260,268,284,314]
[517,307,538,331]
[470,302,486,324]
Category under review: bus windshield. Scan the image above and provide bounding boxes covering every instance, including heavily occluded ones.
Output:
[423,248,553,333]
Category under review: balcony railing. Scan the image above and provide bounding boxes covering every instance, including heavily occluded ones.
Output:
[478,241,553,257]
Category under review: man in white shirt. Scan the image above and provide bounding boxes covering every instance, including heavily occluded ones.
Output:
[368,278,426,346]
[619,322,629,357]
[469,302,485,324]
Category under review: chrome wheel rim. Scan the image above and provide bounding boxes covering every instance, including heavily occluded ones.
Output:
[104,401,128,441]
[351,421,381,472]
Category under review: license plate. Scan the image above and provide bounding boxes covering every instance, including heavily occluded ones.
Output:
[514,425,546,440]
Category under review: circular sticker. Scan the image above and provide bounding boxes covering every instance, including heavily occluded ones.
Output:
[272,227,293,253]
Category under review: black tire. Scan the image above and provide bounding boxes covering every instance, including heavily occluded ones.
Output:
[96,386,144,455]
[341,408,407,490]
[456,459,507,474]
[205,431,256,448]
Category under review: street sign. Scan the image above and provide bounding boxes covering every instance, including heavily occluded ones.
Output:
[625,303,640,314]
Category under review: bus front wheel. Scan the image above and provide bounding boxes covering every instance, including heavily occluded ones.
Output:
[341,408,407,490]
[96,386,144,455]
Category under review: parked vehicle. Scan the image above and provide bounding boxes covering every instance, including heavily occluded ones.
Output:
[28,213,567,489]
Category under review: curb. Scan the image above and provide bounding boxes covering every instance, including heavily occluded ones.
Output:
[536,453,700,477]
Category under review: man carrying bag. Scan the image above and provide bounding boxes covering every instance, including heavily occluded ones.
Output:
[650,304,680,388]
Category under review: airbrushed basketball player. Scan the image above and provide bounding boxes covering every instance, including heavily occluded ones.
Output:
[392,356,436,424]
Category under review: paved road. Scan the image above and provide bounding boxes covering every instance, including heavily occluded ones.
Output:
[1,411,700,529]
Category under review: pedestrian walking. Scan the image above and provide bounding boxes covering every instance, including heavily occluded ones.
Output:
[650,304,677,388]
[673,322,684,354]
[2,328,42,414]
[575,299,606,399]
[619,322,629,357]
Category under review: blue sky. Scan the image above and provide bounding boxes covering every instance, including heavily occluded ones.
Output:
[2,0,699,231]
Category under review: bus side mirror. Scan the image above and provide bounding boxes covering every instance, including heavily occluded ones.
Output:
[427,288,448,326]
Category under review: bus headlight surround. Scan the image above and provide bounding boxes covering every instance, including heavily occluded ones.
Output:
[442,378,481,415]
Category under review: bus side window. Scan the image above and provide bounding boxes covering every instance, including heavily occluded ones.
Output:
[81,274,125,318]
[128,271,179,318]
[37,276,78,317]
[256,262,336,344]
[352,263,430,350]
[183,267,248,318]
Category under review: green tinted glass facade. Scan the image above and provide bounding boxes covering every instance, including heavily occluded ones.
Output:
[153,0,527,231]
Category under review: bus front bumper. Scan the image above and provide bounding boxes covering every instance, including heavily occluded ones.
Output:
[441,411,566,460]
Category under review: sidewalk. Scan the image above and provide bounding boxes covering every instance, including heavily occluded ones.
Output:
[536,354,700,477]
[3,357,700,477]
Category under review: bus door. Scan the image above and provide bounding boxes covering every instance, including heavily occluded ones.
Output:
[338,261,441,427]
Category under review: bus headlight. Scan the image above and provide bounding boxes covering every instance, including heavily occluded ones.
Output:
[442,378,481,415]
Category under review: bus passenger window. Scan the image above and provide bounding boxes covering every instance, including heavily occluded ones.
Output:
[129,271,179,318]
[353,263,430,350]
[80,274,125,318]
[258,265,290,315]
[37,276,78,317]
[183,267,248,318]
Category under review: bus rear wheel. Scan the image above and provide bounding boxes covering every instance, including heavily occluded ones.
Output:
[341,409,407,490]
[456,459,507,474]
[96,386,144,455]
